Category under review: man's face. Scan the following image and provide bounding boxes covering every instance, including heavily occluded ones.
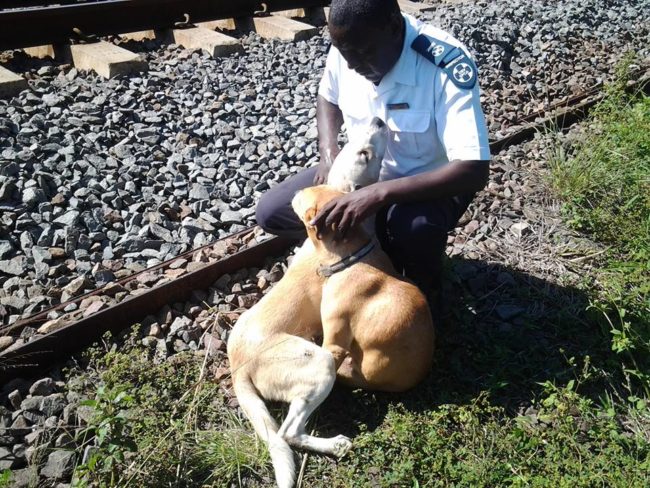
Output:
[329,15,404,84]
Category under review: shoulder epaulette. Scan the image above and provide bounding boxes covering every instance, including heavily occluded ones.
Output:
[411,34,477,89]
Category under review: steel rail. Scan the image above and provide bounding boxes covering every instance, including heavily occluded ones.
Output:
[0,0,331,50]
[0,228,258,337]
[0,232,295,383]
[1,73,648,384]
[1,1,94,9]
[490,74,650,154]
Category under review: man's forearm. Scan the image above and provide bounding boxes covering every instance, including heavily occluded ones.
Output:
[316,95,344,167]
[377,160,490,204]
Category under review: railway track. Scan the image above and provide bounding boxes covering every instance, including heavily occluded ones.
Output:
[0,0,647,377]
[0,0,331,51]
[0,0,648,378]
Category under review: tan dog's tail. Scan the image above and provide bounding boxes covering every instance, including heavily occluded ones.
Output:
[233,374,295,488]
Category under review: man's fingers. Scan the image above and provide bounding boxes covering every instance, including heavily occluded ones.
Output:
[334,211,352,241]
[310,204,335,238]
[310,208,328,228]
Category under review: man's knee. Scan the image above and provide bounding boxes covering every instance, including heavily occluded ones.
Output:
[385,206,448,254]
[255,187,307,239]
[255,191,279,232]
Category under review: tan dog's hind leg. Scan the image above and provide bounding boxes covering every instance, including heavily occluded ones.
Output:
[321,318,372,389]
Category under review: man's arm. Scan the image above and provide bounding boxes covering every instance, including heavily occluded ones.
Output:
[314,95,344,184]
[310,160,489,239]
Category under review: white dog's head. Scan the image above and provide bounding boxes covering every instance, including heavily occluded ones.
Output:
[326,117,387,193]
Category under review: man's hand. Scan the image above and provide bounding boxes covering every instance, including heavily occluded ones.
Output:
[314,145,340,185]
[310,185,385,240]
[313,162,331,185]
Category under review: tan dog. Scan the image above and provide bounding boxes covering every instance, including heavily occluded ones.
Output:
[293,185,435,391]
[227,185,434,488]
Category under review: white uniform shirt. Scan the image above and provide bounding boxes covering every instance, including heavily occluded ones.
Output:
[318,14,491,181]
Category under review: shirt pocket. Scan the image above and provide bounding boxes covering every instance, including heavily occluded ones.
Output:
[386,110,432,158]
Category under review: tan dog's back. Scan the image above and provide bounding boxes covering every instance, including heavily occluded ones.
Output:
[322,256,435,392]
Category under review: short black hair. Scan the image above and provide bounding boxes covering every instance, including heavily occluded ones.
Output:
[329,0,401,30]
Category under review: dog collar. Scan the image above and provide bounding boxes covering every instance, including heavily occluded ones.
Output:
[317,240,375,278]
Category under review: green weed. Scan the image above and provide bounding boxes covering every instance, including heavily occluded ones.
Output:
[547,61,649,398]
[0,470,11,487]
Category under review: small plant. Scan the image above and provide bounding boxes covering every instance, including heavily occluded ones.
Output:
[73,385,137,486]
[546,57,650,399]
[0,470,12,488]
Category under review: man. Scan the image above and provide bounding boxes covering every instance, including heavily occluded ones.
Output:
[256,0,490,295]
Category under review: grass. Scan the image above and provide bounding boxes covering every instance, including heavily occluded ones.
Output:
[546,65,649,395]
[68,330,273,487]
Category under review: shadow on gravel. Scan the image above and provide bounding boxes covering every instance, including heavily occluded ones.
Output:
[314,256,607,438]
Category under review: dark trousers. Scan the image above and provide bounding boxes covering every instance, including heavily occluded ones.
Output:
[255,166,474,291]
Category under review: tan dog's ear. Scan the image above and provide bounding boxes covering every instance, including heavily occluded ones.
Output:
[304,207,317,228]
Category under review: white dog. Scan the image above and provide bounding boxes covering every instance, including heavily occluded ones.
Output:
[326,116,386,192]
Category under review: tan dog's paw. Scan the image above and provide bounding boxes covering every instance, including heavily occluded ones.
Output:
[332,435,353,458]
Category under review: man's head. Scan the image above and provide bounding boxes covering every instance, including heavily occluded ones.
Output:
[329,0,404,84]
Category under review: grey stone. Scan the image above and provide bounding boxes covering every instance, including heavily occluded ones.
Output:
[40,450,76,479]
[32,246,52,264]
[42,94,64,107]
[29,377,56,396]
[40,394,66,417]
[149,223,173,242]
[220,210,242,224]
[8,465,39,488]
[169,316,192,335]
[8,389,22,409]
[53,210,80,227]
[0,240,14,259]
[0,446,17,469]
[189,183,210,200]
[22,187,45,207]
[21,395,43,411]
[0,257,26,276]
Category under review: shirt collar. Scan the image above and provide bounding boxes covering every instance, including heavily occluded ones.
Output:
[375,13,419,96]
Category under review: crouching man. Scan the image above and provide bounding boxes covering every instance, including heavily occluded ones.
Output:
[256,0,491,298]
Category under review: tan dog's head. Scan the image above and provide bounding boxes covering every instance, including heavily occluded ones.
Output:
[291,185,345,241]
[326,117,387,193]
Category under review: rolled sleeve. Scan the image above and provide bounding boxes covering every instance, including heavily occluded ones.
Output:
[318,48,340,105]
[434,72,491,162]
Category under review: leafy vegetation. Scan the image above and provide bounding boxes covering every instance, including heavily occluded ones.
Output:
[548,63,649,396]
[69,332,272,487]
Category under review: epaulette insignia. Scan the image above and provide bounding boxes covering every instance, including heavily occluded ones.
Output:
[411,34,477,89]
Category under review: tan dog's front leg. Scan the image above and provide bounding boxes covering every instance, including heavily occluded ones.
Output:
[321,318,353,370]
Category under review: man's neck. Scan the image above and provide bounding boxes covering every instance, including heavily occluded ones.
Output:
[375,17,406,86]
